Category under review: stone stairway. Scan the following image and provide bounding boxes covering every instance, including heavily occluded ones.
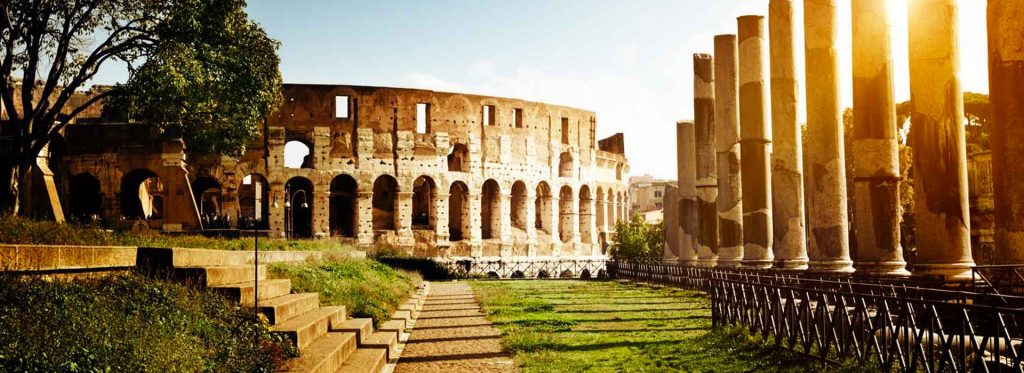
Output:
[137,247,425,373]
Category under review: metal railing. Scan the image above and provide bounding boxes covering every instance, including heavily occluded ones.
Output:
[609,261,1024,372]
[973,265,1024,297]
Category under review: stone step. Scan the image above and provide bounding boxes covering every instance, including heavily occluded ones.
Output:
[257,293,319,325]
[337,347,387,373]
[273,306,345,350]
[137,247,322,268]
[175,265,267,287]
[377,320,404,336]
[363,331,399,361]
[332,318,373,345]
[390,310,413,329]
[279,332,357,373]
[210,279,292,304]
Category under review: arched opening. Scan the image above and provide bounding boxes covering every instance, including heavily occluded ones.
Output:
[449,181,469,241]
[448,143,469,172]
[559,269,574,278]
[285,177,314,238]
[412,176,436,229]
[191,176,223,228]
[559,152,573,178]
[580,269,592,279]
[372,175,399,230]
[68,173,102,223]
[510,181,528,231]
[487,271,500,279]
[559,185,574,243]
[481,179,501,239]
[284,140,313,169]
[330,174,358,237]
[120,169,163,220]
[537,270,551,278]
[511,270,525,279]
[535,182,553,234]
[238,174,269,230]
[579,185,593,244]
[596,187,606,229]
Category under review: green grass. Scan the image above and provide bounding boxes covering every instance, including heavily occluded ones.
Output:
[0,214,353,253]
[0,273,293,372]
[470,280,829,373]
[270,256,420,325]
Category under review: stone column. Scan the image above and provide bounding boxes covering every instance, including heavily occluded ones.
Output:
[677,121,700,263]
[468,192,483,257]
[270,182,286,238]
[525,188,538,256]
[435,192,450,245]
[313,189,330,237]
[551,195,563,256]
[714,34,744,268]
[851,0,909,275]
[907,0,974,280]
[737,15,773,268]
[355,190,374,246]
[988,0,1024,264]
[803,0,853,272]
[499,192,512,256]
[769,0,807,270]
[664,186,681,262]
[396,191,415,248]
[694,54,719,267]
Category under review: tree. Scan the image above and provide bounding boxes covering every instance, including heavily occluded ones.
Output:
[0,0,282,215]
[610,214,664,263]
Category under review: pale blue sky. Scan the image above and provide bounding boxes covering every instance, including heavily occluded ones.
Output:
[92,1,990,180]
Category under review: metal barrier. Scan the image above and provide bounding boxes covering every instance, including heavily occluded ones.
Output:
[973,265,1024,297]
[609,261,1024,372]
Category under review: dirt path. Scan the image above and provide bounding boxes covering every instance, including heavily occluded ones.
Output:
[393,281,516,373]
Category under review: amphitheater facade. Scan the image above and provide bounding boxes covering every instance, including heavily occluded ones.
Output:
[33,84,630,266]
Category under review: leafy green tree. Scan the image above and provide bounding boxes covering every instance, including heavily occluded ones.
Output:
[610,213,664,263]
[0,0,282,215]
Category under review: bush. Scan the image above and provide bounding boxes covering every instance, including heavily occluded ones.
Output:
[0,273,291,372]
[374,256,454,280]
[610,214,664,263]
[270,257,420,326]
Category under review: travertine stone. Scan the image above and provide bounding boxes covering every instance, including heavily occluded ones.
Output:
[802,0,853,273]
[907,0,974,281]
[694,53,719,267]
[714,34,744,268]
[678,120,699,264]
[988,0,1024,264]
[768,0,807,270]
[851,0,909,276]
[663,186,680,262]
[737,15,773,269]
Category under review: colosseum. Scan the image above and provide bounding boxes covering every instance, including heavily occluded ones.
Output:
[27,84,630,277]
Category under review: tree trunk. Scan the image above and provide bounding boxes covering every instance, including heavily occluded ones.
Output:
[1,158,21,215]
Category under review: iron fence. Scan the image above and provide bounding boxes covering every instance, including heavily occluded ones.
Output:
[973,265,1024,297]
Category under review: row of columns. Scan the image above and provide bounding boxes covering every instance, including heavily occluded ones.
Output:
[671,0,1024,280]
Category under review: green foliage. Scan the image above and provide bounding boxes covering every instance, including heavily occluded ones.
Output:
[610,214,664,263]
[374,256,458,280]
[470,280,823,372]
[270,257,420,326]
[0,214,354,253]
[0,273,290,372]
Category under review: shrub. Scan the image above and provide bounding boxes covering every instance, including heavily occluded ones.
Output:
[0,273,291,372]
[374,256,455,280]
[610,214,665,263]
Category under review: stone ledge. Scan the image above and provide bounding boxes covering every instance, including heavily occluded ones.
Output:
[0,244,136,272]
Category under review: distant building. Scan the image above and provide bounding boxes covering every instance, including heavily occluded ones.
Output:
[629,174,675,223]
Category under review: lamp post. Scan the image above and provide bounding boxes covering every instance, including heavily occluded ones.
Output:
[285,186,309,240]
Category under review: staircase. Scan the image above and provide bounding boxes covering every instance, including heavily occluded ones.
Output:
[137,247,425,373]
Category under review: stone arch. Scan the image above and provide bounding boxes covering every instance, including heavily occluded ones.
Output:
[448,143,470,172]
[535,182,553,234]
[120,168,163,220]
[284,140,313,169]
[481,179,501,239]
[68,172,102,222]
[372,174,400,230]
[559,152,573,178]
[487,271,500,279]
[238,173,269,229]
[579,185,593,244]
[559,185,574,243]
[412,175,436,229]
[285,177,314,238]
[191,176,222,218]
[596,186,606,228]
[449,181,470,241]
[329,174,358,237]
[510,181,528,231]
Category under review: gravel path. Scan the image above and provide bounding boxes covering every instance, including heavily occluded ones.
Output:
[394,282,516,373]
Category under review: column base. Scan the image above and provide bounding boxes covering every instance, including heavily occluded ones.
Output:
[715,259,743,268]
[911,261,975,282]
[807,260,854,273]
[773,259,809,270]
[696,258,719,267]
[741,259,773,269]
[853,260,910,276]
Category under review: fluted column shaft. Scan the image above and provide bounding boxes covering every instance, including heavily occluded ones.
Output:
[737,15,773,268]
[802,0,853,272]
[988,0,1024,264]
[851,0,909,275]
[694,54,719,267]
[677,121,699,263]
[714,34,744,268]
[907,0,974,280]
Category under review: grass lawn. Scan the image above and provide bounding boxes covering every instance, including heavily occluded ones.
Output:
[470,280,831,373]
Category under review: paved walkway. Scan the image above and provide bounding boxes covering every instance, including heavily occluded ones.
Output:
[394,282,516,373]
